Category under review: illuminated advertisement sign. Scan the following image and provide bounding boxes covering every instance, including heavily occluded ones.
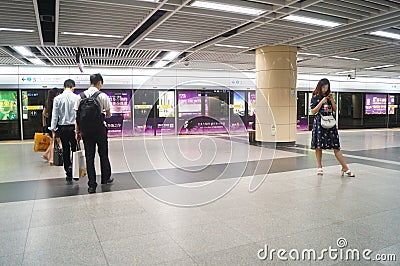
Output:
[0,90,18,121]
[365,94,387,115]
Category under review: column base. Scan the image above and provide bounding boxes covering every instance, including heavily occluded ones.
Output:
[249,141,296,148]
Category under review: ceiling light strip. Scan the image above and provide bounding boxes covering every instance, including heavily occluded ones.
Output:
[191,0,265,16]
[365,64,394,70]
[283,15,341,27]
[331,55,360,61]
[61,32,123,38]
[370,31,400,40]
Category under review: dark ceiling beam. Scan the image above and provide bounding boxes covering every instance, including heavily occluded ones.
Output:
[32,0,44,46]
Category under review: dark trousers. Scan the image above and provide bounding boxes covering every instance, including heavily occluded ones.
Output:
[83,127,111,188]
[58,125,77,176]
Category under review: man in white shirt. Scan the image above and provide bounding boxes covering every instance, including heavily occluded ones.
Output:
[74,73,113,193]
[50,79,79,181]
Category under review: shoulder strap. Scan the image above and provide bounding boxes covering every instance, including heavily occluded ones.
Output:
[79,92,87,99]
[91,91,102,99]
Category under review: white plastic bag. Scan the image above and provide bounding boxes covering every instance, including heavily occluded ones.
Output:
[72,142,87,179]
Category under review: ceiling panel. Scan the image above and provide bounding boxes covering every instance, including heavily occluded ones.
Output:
[0,0,41,46]
[58,0,152,47]
[0,0,398,76]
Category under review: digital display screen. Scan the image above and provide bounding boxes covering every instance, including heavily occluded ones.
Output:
[103,90,131,119]
[389,95,396,115]
[0,90,18,121]
[365,94,387,115]
[248,91,256,116]
[232,91,245,116]
[178,91,201,116]
[158,91,175,118]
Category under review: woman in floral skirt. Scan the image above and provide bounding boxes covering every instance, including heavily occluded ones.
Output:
[310,78,355,177]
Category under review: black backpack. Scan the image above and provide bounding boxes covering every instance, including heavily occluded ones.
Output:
[76,91,104,135]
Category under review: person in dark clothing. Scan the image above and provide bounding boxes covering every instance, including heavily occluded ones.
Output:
[310,78,355,177]
[75,73,113,193]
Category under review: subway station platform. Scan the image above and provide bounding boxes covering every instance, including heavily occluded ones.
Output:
[0,129,399,265]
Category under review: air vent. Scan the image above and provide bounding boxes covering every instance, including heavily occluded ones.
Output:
[40,15,54,22]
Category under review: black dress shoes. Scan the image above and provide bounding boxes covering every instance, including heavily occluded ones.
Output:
[101,177,114,185]
[88,187,96,193]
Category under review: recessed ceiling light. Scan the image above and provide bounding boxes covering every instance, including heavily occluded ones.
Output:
[144,38,195,44]
[331,55,360,61]
[191,0,265,16]
[283,15,341,27]
[28,58,46,65]
[13,46,35,57]
[365,64,394,70]
[61,32,123,38]
[370,31,400,40]
[153,60,169,68]
[214,44,249,49]
[163,51,180,61]
[298,52,320,56]
[0,28,34,33]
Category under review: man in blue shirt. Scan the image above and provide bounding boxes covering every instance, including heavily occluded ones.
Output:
[50,79,80,181]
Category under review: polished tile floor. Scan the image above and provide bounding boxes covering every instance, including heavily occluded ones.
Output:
[0,129,399,265]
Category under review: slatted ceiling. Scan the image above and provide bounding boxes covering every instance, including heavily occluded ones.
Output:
[325,0,381,14]
[304,5,363,20]
[58,0,151,47]
[135,41,193,51]
[217,24,314,50]
[40,47,158,60]
[202,45,248,54]
[300,58,378,69]
[0,48,9,57]
[305,37,388,55]
[0,0,41,46]
[0,57,23,65]
[144,13,242,44]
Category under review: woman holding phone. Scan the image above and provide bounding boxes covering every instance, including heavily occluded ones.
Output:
[310,78,355,177]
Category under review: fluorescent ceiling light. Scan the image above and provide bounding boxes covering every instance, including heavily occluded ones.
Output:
[365,64,394,70]
[370,31,400,40]
[144,38,195,44]
[0,28,34,33]
[163,51,180,61]
[28,58,46,65]
[215,44,249,49]
[331,55,360,61]
[153,60,169,68]
[298,52,320,56]
[61,32,123,38]
[191,0,265,16]
[336,70,354,74]
[13,46,35,57]
[283,15,341,27]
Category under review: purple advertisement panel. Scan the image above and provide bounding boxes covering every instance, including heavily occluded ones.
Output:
[178,116,228,135]
[178,91,202,116]
[156,118,175,135]
[389,95,395,115]
[297,116,309,131]
[230,91,246,132]
[247,91,256,130]
[102,90,133,136]
[365,94,387,115]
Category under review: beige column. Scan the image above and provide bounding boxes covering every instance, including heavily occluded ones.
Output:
[255,45,297,144]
